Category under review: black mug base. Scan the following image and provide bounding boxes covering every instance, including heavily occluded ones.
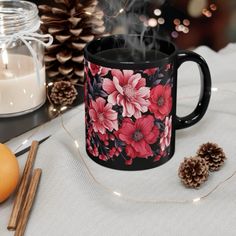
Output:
[86,148,175,171]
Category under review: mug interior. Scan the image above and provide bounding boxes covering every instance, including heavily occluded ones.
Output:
[84,34,176,69]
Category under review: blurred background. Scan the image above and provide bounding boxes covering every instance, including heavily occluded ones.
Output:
[34,0,236,51]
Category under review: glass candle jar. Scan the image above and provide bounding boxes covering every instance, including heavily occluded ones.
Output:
[0,1,52,117]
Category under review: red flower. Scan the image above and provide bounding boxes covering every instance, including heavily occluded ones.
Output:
[149,84,172,120]
[88,145,99,157]
[97,132,109,145]
[144,68,158,76]
[89,97,118,134]
[116,115,159,163]
[108,147,122,158]
[99,153,108,161]
[153,150,166,162]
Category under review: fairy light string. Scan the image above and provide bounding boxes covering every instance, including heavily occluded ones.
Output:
[14,97,236,204]
[59,111,236,204]
[13,84,236,204]
[12,0,228,204]
[1,0,231,208]
[13,125,44,154]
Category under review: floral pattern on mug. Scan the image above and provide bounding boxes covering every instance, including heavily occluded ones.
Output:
[85,61,173,166]
[89,97,118,134]
[149,84,172,120]
[103,70,150,119]
[160,116,172,151]
[115,115,159,165]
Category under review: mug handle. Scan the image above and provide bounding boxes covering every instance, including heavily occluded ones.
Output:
[175,50,212,129]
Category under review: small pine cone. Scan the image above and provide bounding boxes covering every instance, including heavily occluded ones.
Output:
[197,142,226,171]
[50,81,78,106]
[178,156,209,188]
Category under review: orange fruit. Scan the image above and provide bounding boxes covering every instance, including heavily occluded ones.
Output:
[0,143,20,203]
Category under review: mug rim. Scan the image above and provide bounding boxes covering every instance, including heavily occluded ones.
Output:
[84,34,177,70]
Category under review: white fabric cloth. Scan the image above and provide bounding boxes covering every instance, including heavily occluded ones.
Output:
[1,44,236,236]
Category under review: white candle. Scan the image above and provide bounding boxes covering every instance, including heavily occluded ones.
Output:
[0,54,46,116]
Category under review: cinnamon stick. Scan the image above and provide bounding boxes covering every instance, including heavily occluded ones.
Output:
[8,141,39,231]
[15,169,42,236]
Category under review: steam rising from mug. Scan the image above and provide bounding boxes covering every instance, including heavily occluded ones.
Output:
[102,0,167,61]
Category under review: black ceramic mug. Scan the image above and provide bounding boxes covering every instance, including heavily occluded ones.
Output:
[84,35,211,170]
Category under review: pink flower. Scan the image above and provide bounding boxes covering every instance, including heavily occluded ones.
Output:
[144,68,158,76]
[100,67,109,76]
[165,63,171,71]
[149,84,172,120]
[116,115,159,162]
[89,97,118,134]
[88,62,109,76]
[89,62,100,76]
[102,69,150,119]
[160,116,172,151]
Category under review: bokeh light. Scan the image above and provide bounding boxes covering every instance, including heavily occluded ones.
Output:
[171,31,179,38]
[148,18,158,27]
[202,8,208,15]
[183,19,190,26]
[187,0,207,18]
[173,18,180,25]
[154,9,162,16]
[183,27,189,34]
[178,24,185,31]
[202,9,212,18]
[210,4,217,11]
[157,17,165,25]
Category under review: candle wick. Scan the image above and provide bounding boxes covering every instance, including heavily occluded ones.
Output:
[4,64,8,70]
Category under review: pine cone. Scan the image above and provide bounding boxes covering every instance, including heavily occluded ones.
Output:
[39,0,105,85]
[197,142,226,171]
[178,156,209,188]
[50,81,78,106]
